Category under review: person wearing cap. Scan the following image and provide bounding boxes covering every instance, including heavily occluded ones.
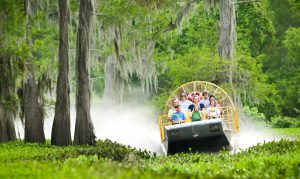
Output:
[200,91,210,108]
[168,98,181,120]
[179,93,193,111]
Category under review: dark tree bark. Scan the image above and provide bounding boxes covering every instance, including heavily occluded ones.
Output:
[24,63,45,143]
[0,58,16,142]
[73,0,96,145]
[218,0,236,61]
[203,0,238,104]
[0,106,16,142]
[218,0,236,83]
[51,0,71,146]
[24,0,45,143]
[218,0,238,105]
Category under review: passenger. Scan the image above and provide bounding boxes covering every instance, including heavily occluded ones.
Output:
[200,91,210,108]
[171,105,186,124]
[188,96,205,111]
[209,95,221,107]
[168,99,181,120]
[206,99,221,119]
[179,93,193,111]
[190,104,202,122]
[209,94,215,101]
[209,95,222,112]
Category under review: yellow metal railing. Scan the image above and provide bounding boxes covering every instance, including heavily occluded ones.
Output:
[158,115,171,141]
[158,81,240,141]
[163,81,236,115]
[158,106,239,141]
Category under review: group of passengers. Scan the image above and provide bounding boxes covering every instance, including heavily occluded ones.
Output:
[168,92,222,124]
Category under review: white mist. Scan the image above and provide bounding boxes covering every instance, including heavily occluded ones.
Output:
[15,99,287,154]
[230,112,282,152]
[15,97,163,154]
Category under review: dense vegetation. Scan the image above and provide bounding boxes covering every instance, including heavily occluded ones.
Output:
[0,1,299,133]
[1,129,299,178]
[0,0,299,178]
[153,1,300,123]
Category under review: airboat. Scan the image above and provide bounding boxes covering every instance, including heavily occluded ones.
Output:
[158,81,240,154]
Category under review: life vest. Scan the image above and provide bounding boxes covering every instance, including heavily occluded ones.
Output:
[187,91,202,101]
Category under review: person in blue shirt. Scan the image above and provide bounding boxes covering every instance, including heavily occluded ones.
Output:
[171,105,186,124]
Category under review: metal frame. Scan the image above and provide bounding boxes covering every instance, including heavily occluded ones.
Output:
[158,81,240,141]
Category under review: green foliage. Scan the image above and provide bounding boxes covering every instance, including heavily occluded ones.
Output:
[280,27,300,116]
[272,128,300,138]
[152,2,280,122]
[234,3,280,119]
[236,3,275,57]
[262,0,300,118]
[264,0,300,39]
[154,5,220,95]
[152,1,298,120]
[0,140,153,178]
[271,116,300,128]
[28,10,59,90]
[98,0,150,27]
[243,105,266,122]
[1,138,300,178]
[263,27,300,118]
[234,52,279,119]
[0,0,27,45]
[0,139,152,162]
[271,116,294,128]
[146,140,300,178]
[0,0,28,112]
[165,47,222,86]
[0,94,20,114]
[151,92,169,111]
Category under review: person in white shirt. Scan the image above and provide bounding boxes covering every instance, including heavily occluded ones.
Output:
[209,95,222,113]
[200,91,210,108]
[206,99,221,119]
[179,93,193,111]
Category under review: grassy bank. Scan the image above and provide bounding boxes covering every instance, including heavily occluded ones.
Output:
[271,128,300,139]
[0,129,299,178]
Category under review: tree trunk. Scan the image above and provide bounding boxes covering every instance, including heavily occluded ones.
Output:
[218,0,238,105]
[0,106,16,142]
[24,63,45,143]
[73,0,96,145]
[51,0,71,146]
[218,0,236,61]
[24,0,45,143]
[0,3,18,143]
[0,83,16,142]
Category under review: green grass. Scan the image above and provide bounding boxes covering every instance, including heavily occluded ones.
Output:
[272,128,300,139]
[1,129,300,178]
